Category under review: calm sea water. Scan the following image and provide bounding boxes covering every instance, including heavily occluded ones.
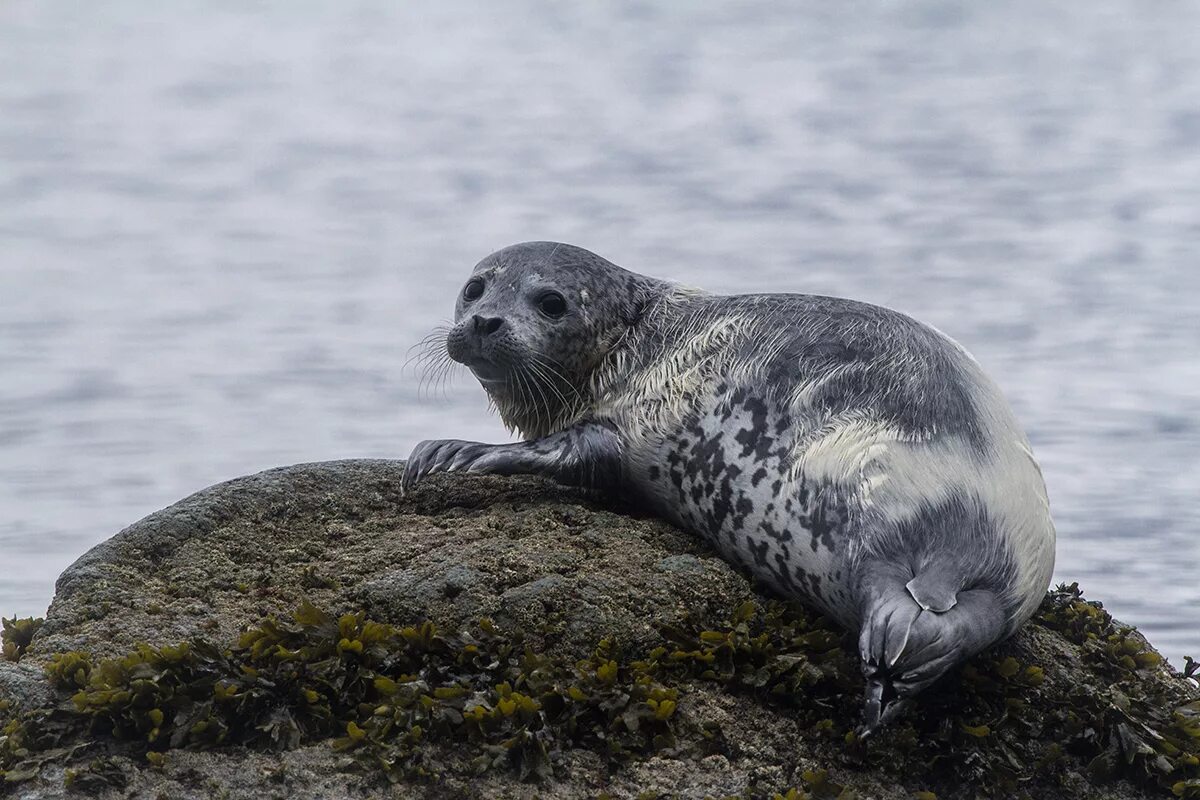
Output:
[1,1,1197,665]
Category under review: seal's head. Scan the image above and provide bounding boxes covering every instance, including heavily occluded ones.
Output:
[444,241,653,436]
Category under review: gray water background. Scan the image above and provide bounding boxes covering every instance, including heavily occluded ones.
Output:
[1,1,1197,666]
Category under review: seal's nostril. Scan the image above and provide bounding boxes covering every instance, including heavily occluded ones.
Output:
[472,315,505,337]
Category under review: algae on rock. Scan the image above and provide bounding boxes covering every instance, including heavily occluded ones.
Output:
[1,460,1196,799]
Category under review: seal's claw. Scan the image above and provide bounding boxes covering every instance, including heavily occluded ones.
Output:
[860,676,885,737]
[403,439,508,490]
[403,438,460,490]
[857,674,914,738]
[401,439,432,492]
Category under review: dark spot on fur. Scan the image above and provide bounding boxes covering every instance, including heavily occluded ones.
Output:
[760,521,792,543]
[748,537,770,567]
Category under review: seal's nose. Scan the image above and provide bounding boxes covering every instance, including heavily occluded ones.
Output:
[472,315,505,338]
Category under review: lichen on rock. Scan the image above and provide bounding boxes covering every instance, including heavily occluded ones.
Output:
[0,460,1196,799]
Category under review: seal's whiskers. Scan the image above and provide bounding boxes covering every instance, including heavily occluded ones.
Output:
[407,324,460,400]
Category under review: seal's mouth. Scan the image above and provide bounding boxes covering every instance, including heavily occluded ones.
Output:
[446,340,507,382]
[445,320,518,387]
[446,329,487,366]
[468,363,508,385]
[444,317,553,400]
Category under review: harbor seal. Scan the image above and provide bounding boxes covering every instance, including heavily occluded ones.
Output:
[403,241,1056,732]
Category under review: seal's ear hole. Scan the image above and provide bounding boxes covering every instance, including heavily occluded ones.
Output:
[463,279,485,302]
[536,291,568,318]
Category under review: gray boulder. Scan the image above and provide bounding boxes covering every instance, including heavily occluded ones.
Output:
[1,460,1195,799]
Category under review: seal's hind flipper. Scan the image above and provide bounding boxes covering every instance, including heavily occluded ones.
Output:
[857,565,1008,735]
[905,565,962,613]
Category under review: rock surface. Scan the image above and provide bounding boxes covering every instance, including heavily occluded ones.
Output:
[2,459,1197,799]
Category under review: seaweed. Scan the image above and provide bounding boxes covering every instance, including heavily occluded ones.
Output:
[0,586,1197,798]
[1,617,43,662]
[0,601,684,788]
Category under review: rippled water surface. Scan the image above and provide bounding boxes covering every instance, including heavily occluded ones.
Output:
[1,1,1197,664]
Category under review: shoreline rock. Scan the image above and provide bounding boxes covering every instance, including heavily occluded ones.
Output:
[2,460,1197,799]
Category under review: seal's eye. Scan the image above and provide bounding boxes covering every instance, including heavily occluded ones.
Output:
[463,279,484,302]
[537,291,567,318]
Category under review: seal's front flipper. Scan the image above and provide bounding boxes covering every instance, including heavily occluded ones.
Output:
[403,421,623,492]
[403,438,497,491]
[857,563,1008,736]
[469,420,623,490]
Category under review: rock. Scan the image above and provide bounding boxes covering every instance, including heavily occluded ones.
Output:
[0,661,52,714]
[1,459,1197,800]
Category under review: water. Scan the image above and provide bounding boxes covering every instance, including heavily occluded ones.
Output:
[1,1,1197,666]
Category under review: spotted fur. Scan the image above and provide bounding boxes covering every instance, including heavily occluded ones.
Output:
[405,242,1057,732]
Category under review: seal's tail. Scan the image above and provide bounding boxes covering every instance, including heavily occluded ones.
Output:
[857,562,1008,735]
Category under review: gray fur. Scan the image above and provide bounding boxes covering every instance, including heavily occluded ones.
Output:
[404,242,1057,734]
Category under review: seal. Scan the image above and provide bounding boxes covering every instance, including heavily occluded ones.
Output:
[404,241,1056,732]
